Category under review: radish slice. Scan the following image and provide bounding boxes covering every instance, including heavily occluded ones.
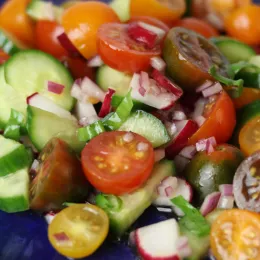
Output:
[154,148,165,162]
[57,33,81,57]
[194,115,206,127]
[150,57,166,72]
[172,110,187,121]
[219,184,233,196]
[196,80,213,93]
[98,88,115,118]
[217,195,234,209]
[47,81,64,94]
[27,93,75,121]
[87,55,104,67]
[81,77,105,102]
[174,155,190,173]
[202,82,222,98]
[138,22,166,40]
[135,219,181,260]
[44,211,56,224]
[192,97,207,119]
[200,192,221,216]
[74,101,98,126]
[179,145,197,159]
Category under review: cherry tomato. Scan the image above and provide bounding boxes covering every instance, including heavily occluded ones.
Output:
[0,49,10,65]
[233,151,260,212]
[239,117,260,156]
[48,204,109,258]
[233,87,260,110]
[0,0,35,47]
[129,16,170,32]
[130,0,186,26]
[188,91,236,145]
[173,18,219,38]
[81,131,155,195]
[30,138,89,212]
[97,23,161,73]
[211,209,260,260]
[61,2,120,59]
[35,21,67,60]
[225,5,260,45]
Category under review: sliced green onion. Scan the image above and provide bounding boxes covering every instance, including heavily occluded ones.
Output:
[77,120,105,142]
[229,61,259,75]
[171,196,210,237]
[103,90,133,131]
[96,194,123,212]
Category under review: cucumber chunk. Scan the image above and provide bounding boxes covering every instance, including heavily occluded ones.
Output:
[109,0,130,22]
[98,160,175,236]
[119,110,170,148]
[250,55,260,68]
[0,135,32,177]
[211,37,256,63]
[5,50,74,111]
[0,168,30,213]
[27,106,85,153]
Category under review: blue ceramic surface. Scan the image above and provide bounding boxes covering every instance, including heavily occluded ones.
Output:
[0,0,259,259]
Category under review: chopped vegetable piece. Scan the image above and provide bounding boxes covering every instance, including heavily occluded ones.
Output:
[98,88,116,118]
[78,121,105,142]
[96,194,123,212]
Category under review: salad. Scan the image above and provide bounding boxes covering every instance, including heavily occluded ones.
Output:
[0,0,260,259]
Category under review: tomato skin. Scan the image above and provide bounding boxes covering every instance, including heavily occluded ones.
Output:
[0,0,35,47]
[233,87,260,110]
[35,21,67,60]
[130,0,186,26]
[188,91,236,145]
[81,131,155,195]
[225,5,260,45]
[0,50,10,65]
[61,2,120,59]
[173,18,219,38]
[97,23,161,73]
[30,138,89,212]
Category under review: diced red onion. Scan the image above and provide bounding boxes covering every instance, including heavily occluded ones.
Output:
[219,184,233,196]
[202,82,222,98]
[206,141,214,154]
[174,155,190,173]
[57,32,81,57]
[165,186,174,197]
[177,236,192,258]
[165,122,177,137]
[139,71,150,96]
[129,231,136,247]
[207,136,217,147]
[71,81,82,100]
[98,88,115,118]
[47,81,65,95]
[172,110,187,121]
[194,115,206,127]
[81,77,105,102]
[196,137,216,153]
[192,98,207,119]
[138,22,166,40]
[200,192,221,216]
[217,195,234,209]
[150,57,166,72]
[196,80,213,93]
[154,148,165,162]
[123,132,134,143]
[156,207,173,213]
[161,176,178,190]
[179,145,197,159]
[87,55,104,67]
[157,185,167,197]
[137,142,149,152]
[44,211,56,224]
[53,232,71,245]
[31,159,39,172]
[74,101,98,123]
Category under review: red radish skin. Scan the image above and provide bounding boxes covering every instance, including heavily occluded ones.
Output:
[98,88,115,117]
[57,33,81,58]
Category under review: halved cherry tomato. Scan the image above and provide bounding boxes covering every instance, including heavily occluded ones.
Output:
[0,49,10,65]
[81,131,155,195]
[211,209,260,260]
[239,116,260,156]
[97,23,161,73]
[225,5,260,45]
[0,0,35,47]
[188,91,236,145]
[30,138,89,212]
[130,0,186,26]
[233,87,260,110]
[61,2,120,59]
[48,204,109,258]
[173,18,219,38]
[35,20,67,60]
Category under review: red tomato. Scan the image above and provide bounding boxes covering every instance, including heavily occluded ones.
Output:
[173,18,219,38]
[188,91,236,145]
[0,50,10,65]
[35,21,68,60]
[97,23,161,73]
[81,131,155,195]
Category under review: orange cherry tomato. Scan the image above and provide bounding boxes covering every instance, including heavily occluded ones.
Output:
[233,87,260,110]
[239,116,260,156]
[188,91,236,145]
[0,0,35,47]
[35,21,67,60]
[210,209,260,260]
[225,5,260,45]
[81,131,155,195]
[0,49,10,65]
[130,0,186,26]
[173,18,219,38]
[97,23,161,73]
[61,2,120,59]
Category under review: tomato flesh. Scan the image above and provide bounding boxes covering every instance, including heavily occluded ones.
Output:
[97,23,161,73]
[81,131,155,195]
[48,204,109,259]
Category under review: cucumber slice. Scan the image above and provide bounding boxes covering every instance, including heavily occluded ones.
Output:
[109,0,130,22]
[0,135,32,177]
[27,106,85,153]
[27,0,63,22]
[0,66,26,128]
[96,65,132,96]
[211,37,256,63]
[0,168,29,213]
[119,110,170,148]
[5,50,74,111]
[249,55,260,68]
